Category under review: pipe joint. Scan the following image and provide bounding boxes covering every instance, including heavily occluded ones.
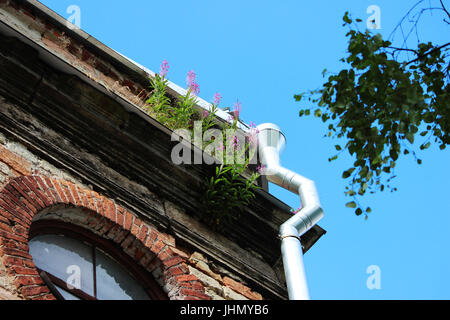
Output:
[257,123,324,300]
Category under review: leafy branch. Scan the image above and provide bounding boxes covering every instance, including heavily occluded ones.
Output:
[295,4,450,217]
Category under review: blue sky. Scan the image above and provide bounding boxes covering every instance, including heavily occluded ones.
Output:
[39,0,450,299]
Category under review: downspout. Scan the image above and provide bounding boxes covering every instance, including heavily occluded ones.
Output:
[257,123,324,300]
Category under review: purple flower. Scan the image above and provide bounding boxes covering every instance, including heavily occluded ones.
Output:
[231,136,240,150]
[159,59,169,77]
[213,93,222,106]
[233,101,242,119]
[249,121,257,129]
[227,114,235,123]
[256,164,266,174]
[186,70,196,84]
[186,70,200,95]
[248,129,259,146]
[217,143,225,151]
[202,110,210,118]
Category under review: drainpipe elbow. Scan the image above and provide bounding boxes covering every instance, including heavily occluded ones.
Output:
[280,204,323,240]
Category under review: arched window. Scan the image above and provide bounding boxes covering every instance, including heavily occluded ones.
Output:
[29,220,167,300]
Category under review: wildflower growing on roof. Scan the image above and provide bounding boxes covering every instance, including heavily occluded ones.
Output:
[248,125,259,147]
[213,93,222,106]
[233,101,242,119]
[227,114,234,123]
[217,142,225,151]
[231,136,240,150]
[256,164,266,175]
[186,70,200,96]
[159,59,169,77]
[202,110,210,118]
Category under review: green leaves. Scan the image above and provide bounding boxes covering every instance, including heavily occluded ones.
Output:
[202,163,261,231]
[346,201,357,208]
[295,11,450,218]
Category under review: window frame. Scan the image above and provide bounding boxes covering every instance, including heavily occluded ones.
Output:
[30,220,168,300]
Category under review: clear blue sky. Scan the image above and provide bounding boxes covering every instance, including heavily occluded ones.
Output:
[40,0,450,299]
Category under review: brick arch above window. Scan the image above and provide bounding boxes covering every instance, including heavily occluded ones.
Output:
[0,175,209,300]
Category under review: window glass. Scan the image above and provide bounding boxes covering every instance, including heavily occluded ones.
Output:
[55,285,81,301]
[29,232,152,300]
[29,234,95,296]
[95,248,150,300]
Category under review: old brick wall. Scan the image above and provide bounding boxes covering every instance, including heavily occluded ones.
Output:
[0,0,300,300]
[0,132,263,300]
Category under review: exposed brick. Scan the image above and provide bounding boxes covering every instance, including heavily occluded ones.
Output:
[84,191,97,211]
[116,207,124,227]
[75,185,88,208]
[0,145,31,176]
[168,247,190,260]
[0,195,32,225]
[138,252,155,269]
[87,213,102,229]
[98,219,114,236]
[137,224,149,243]
[105,224,121,241]
[12,224,28,239]
[0,230,27,244]
[20,285,50,297]
[162,256,184,269]
[8,266,38,276]
[151,239,166,255]
[0,212,10,225]
[180,288,210,300]
[159,233,176,247]
[34,176,56,206]
[183,296,203,301]
[145,228,158,248]
[164,263,189,278]
[146,257,162,273]
[130,222,141,237]
[59,181,75,205]
[124,210,134,231]
[107,200,116,222]
[120,234,135,250]
[42,176,59,204]
[176,275,199,283]
[112,228,129,244]
[0,221,13,233]
[2,256,27,267]
[42,294,57,301]
[92,192,104,216]
[23,176,51,207]
[8,181,40,213]
[223,277,262,300]
[68,182,81,206]
[50,179,68,204]
[14,276,44,287]
[1,186,30,213]
[179,281,204,291]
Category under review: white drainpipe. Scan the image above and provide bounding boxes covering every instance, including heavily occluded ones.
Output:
[257,123,324,300]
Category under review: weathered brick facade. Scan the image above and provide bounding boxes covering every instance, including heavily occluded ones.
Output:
[0,138,266,300]
[0,0,325,300]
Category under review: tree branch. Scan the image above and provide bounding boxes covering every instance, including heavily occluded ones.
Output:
[440,0,450,19]
[405,41,450,65]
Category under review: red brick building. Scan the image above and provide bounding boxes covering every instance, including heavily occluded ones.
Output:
[0,0,325,300]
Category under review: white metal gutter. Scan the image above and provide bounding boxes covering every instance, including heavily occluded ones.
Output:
[257,123,324,300]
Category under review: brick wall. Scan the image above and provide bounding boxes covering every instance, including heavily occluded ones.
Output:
[0,0,272,300]
[0,132,263,300]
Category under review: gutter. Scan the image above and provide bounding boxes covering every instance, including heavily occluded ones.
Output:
[257,123,324,300]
